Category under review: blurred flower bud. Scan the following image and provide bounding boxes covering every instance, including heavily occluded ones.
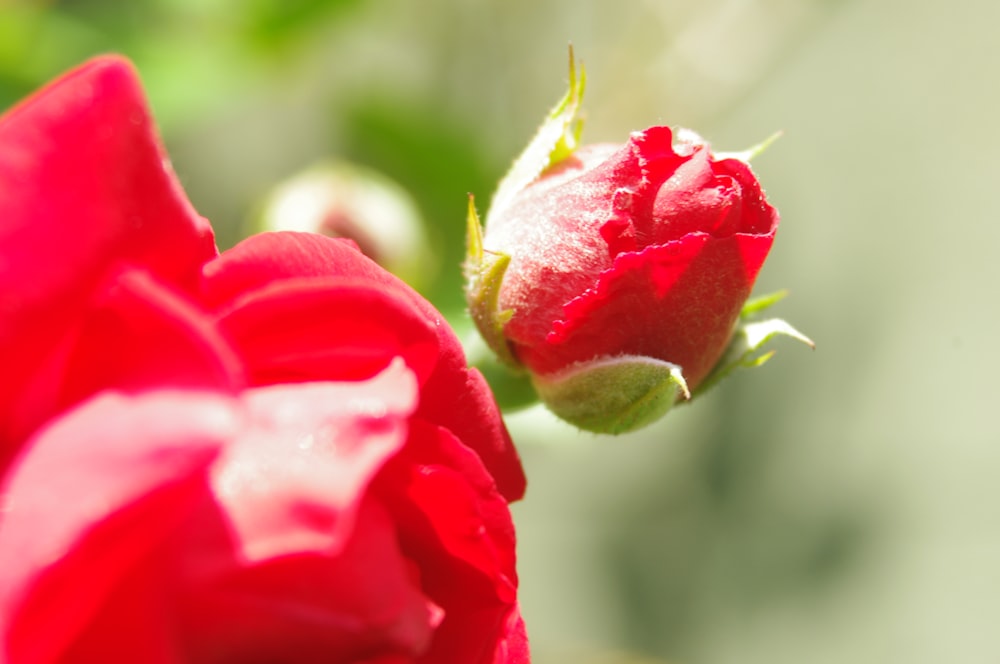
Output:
[255,161,435,289]
[466,52,810,433]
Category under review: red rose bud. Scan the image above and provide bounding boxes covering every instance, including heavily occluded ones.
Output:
[466,53,810,434]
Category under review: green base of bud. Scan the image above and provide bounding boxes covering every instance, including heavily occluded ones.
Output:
[532,355,690,435]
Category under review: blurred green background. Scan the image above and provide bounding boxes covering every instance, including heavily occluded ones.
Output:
[3,0,998,661]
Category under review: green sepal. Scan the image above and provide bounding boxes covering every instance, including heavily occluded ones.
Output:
[486,46,586,225]
[739,289,790,317]
[464,195,519,368]
[693,291,814,398]
[715,130,783,163]
[532,355,691,435]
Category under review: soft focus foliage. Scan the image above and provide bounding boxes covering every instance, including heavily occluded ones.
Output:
[3,1,1000,663]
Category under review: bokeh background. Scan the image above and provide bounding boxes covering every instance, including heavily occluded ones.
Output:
[3,0,998,662]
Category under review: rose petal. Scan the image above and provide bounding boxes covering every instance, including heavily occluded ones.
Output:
[200,232,386,309]
[0,55,216,450]
[1,267,244,476]
[488,143,634,346]
[0,390,236,663]
[202,232,525,501]
[216,277,439,387]
[172,367,437,662]
[57,267,245,417]
[0,370,434,663]
[491,607,530,664]
[417,366,526,503]
[377,420,521,664]
[175,499,437,663]
[212,360,418,561]
[528,231,775,388]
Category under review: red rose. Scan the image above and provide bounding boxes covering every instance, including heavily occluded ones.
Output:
[0,56,527,663]
[484,126,777,389]
[467,89,780,432]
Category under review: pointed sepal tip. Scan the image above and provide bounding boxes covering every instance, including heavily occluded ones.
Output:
[716,130,784,163]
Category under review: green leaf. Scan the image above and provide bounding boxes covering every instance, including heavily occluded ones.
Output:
[485,46,586,226]
[533,355,690,435]
[242,0,363,48]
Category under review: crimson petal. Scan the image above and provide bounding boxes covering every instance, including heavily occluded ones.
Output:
[0,56,216,449]
[202,232,526,501]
